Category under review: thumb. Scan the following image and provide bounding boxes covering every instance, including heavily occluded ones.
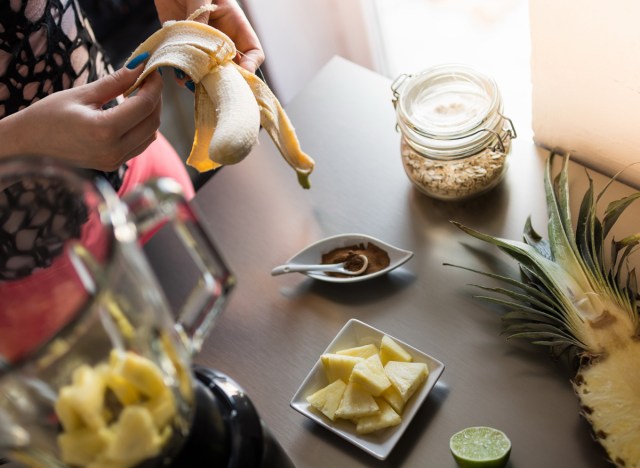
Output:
[83,56,149,107]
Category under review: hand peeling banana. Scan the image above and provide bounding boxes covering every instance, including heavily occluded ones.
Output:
[124,5,315,188]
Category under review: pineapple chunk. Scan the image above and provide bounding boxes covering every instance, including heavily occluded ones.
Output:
[54,352,176,467]
[381,384,406,414]
[335,381,379,420]
[105,372,141,406]
[336,343,379,359]
[379,335,413,365]
[349,354,391,396]
[143,389,177,429]
[103,406,164,465]
[320,353,363,383]
[306,379,347,421]
[58,427,114,467]
[55,365,106,431]
[356,398,402,435]
[111,350,166,399]
[384,361,428,402]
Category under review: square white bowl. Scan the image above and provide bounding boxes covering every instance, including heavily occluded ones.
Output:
[290,319,445,460]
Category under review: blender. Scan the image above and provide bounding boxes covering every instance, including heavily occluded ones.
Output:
[0,157,293,467]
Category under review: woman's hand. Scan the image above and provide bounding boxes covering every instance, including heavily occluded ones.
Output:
[0,60,163,172]
[154,0,264,73]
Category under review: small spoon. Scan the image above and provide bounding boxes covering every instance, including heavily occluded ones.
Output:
[271,254,369,277]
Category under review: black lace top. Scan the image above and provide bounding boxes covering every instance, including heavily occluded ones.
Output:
[0,0,110,113]
[0,0,125,189]
[0,0,123,279]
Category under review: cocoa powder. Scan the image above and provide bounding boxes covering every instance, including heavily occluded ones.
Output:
[321,242,390,278]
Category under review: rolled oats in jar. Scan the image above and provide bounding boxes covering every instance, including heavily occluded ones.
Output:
[391,64,516,201]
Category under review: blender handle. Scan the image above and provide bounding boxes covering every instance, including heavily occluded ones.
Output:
[122,178,235,354]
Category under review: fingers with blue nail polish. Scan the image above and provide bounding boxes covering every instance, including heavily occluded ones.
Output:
[126,51,150,69]
[172,68,195,92]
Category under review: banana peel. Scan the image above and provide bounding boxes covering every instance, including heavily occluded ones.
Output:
[124,6,315,189]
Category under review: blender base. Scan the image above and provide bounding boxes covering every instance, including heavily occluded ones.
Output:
[167,367,295,468]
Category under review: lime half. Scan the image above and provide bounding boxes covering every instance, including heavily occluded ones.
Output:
[449,426,511,468]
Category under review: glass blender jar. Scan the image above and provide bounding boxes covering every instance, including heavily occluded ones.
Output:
[0,157,292,467]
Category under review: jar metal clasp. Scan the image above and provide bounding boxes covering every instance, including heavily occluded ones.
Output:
[390,73,411,109]
[477,113,518,154]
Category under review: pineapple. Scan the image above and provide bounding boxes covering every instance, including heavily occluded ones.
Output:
[55,351,176,467]
[305,334,432,434]
[379,335,413,365]
[111,350,166,399]
[381,384,406,414]
[103,406,164,465]
[143,389,177,429]
[384,361,428,402]
[55,365,106,431]
[306,379,347,421]
[320,353,363,383]
[105,372,141,406]
[356,398,402,435]
[335,381,380,420]
[57,428,114,467]
[450,152,640,466]
[336,343,379,359]
[349,354,391,396]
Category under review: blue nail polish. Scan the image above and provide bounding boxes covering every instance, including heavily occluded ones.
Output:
[126,51,150,69]
[174,68,186,80]
[185,80,195,93]
[158,67,163,76]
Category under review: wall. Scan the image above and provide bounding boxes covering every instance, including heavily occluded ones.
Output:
[241,0,379,104]
[530,0,640,188]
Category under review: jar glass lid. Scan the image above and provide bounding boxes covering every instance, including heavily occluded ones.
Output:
[398,64,501,138]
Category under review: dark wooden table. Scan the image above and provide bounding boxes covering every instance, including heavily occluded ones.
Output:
[184,56,638,467]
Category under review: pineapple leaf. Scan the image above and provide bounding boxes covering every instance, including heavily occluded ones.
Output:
[519,265,553,297]
[575,174,605,284]
[448,152,640,359]
[628,268,638,305]
[501,309,567,328]
[451,221,591,325]
[523,216,553,260]
[471,285,560,316]
[603,192,640,239]
[505,331,584,349]
[503,321,574,336]
[615,243,639,285]
[544,152,593,291]
[616,233,640,250]
[444,263,556,307]
[475,296,561,321]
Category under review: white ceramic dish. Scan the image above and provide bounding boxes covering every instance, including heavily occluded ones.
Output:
[290,319,445,460]
[274,233,413,283]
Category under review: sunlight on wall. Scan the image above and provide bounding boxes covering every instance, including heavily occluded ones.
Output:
[373,0,532,142]
[373,0,529,79]
[529,0,640,187]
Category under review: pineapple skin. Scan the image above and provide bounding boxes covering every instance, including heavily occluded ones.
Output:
[574,342,640,468]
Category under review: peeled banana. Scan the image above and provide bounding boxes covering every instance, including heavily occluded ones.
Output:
[125,5,315,188]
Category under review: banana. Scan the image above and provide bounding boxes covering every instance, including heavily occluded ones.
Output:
[200,63,260,165]
[125,5,315,188]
